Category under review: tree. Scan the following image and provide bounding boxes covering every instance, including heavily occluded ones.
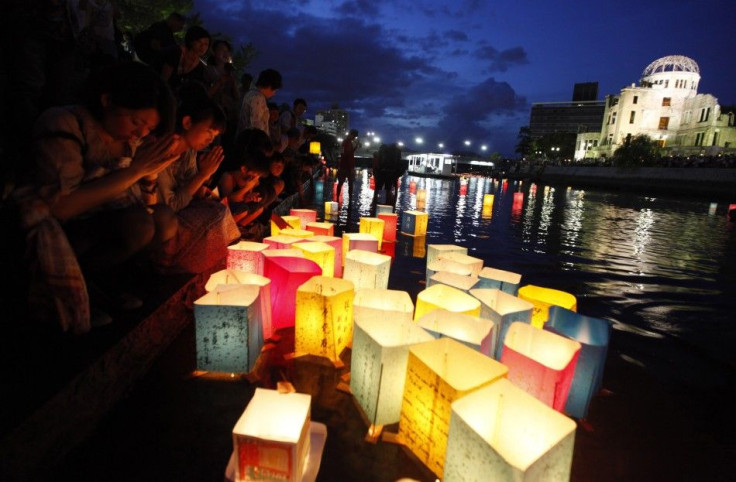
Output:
[612,134,661,167]
[515,126,534,157]
[116,0,194,37]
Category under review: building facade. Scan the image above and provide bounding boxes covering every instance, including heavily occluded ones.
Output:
[315,105,349,139]
[575,55,736,160]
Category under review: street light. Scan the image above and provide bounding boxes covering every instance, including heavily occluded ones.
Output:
[415,137,424,144]
[373,136,381,143]
[481,145,488,151]
[438,143,444,149]
[464,140,471,146]
[398,141,404,147]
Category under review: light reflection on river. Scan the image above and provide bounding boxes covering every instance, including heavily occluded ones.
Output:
[327,171,736,378]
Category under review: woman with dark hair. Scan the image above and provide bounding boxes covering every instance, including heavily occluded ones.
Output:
[158,25,211,91]
[14,61,180,332]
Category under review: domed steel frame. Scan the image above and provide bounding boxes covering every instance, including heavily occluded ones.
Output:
[642,55,700,76]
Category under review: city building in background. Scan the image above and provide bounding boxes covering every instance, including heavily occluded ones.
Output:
[315,104,349,139]
[529,82,606,139]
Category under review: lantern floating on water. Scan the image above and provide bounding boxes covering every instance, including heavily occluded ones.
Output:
[477,266,522,295]
[343,249,391,290]
[279,228,314,239]
[471,288,533,360]
[205,271,274,341]
[193,285,263,374]
[501,321,581,411]
[308,235,342,277]
[293,241,335,278]
[546,306,612,419]
[353,289,415,326]
[377,212,398,243]
[427,244,468,267]
[295,276,354,364]
[414,284,481,321]
[262,248,304,260]
[232,388,312,482]
[342,233,379,265]
[398,337,508,478]
[359,217,386,249]
[226,241,269,275]
[351,312,434,430]
[416,309,494,358]
[290,208,317,228]
[517,284,577,328]
[376,204,393,214]
[309,141,321,155]
[443,379,576,482]
[428,271,479,293]
[400,210,428,236]
[426,258,474,285]
[324,201,338,215]
[438,251,483,277]
[264,256,322,332]
[305,221,334,237]
[270,215,300,236]
[263,235,302,250]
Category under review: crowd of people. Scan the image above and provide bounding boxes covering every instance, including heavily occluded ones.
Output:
[0,8,327,334]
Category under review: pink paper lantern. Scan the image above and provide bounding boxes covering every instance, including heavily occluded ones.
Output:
[263,256,322,333]
[342,233,379,266]
[377,213,398,242]
[226,241,269,274]
[263,235,302,250]
[290,208,317,228]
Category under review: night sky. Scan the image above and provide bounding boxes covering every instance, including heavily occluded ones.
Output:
[195,0,736,156]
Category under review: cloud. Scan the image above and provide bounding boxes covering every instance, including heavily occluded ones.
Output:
[475,45,529,73]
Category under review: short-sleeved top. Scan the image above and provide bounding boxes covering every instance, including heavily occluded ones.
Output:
[237,88,269,135]
[157,149,199,212]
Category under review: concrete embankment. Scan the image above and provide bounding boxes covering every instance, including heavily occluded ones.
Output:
[537,166,736,201]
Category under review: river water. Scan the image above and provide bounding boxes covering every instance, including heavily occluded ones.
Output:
[324,170,736,386]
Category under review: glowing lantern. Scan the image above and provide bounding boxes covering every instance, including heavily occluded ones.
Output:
[295,276,354,363]
[270,215,300,236]
[232,388,311,482]
[262,248,304,260]
[305,221,334,237]
[471,288,533,360]
[427,271,479,293]
[351,313,434,428]
[353,289,415,326]
[400,210,428,236]
[425,258,473,285]
[399,337,508,477]
[482,205,493,219]
[307,235,342,277]
[443,379,576,482]
[546,306,612,419]
[309,141,321,154]
[377,212,398,242]
[438,251,482,277]
[512,192,524,218]
[501,321,581,411]
[409,180,416,193]
[289,208,317,228]
[226,241,269,274]
[416,309,494,358]
[293,241,335,278]
[193,285,263,373]
[343,249,391,290]
[279,228,314,239]
[263,235,302,250]
[376,204,393,214]
[459,180,468,196]
[324,201,338,215]
[369,175,375,190]
[708,203,717,215]
[427,244,468,267]
[359,217,386,249]
[380,239,395,260]
[342,232,379,265]
[518,285,577,329]
[414,284,481,321]
[416,188,427,203]
[263,256,322,332]
[205,270,274,341]
[482,193,494,208]
[477,266,522,295]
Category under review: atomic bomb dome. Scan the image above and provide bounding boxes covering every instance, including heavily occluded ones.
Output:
[642,55,700,76]
[640,55,701,94]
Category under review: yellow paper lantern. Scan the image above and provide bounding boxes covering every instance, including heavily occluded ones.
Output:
[342,232,379,265]
[416,309,494,358]
[232,388,312,482]
[415,284,481,321]
[305,221,334,237]
[427,244,468,267]
[351,312,434,427]
[226,241,270,274]
[343,249,391,290]
[399,337,508,477]
[482,193,494,208]
[295,276,354,363]
[293,241,335,278]
[438,251,483,277]
[359,217,386,249]
[427,271,479,293]
[270,215,300,236]
[309,141,321,154]
[444,379,576,481]
[279,228,315,239]
[205,271,274,341]
[416,188,427,203]
[309,235,342,277]
[517,285,577,328]
[400,210,428,236]
[324,201,338,215]
[470,288,534,360]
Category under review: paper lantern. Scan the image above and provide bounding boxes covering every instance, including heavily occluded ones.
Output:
[307,235,342,277]
[416,188,427,203]
[263,235,302,250]
[438,251,483,277]
[512,192,524,218]
[305,221,334,237]
[270,215,300,236]
[262,248,304,260]
[414,284,481,321]
[290,208,317,228]
[379,240,395,260]
[324,201,338,215]
[232,388,311,482]
[351,313,434,427]
[425,258,474,285]
[482,193,494,208]
[427,271,479,293]
[359,217,385,250]
[279,228,314,239]
[353,288,415,326]
[205,270,275,341]
[376,204,393,214]
[400,210,428,236]
[398,337,508,477]
[416,309,494,358]
[444,379,576,482]
[546,306,612,419]
[470,288,534,360]
[342,233,379,265]
[309,141,321,154]
[343,249,391,290]
[501,321,581,411]
[477,266,522,295]
[264,256,322,332]
[427,244,468,267]
[193,285,263,373]
[409,180,416,193]
[295,276,354,363]
[227,241,269,274]
[293,241,335,278]
[518,285,577,329]
[377,212,398,242]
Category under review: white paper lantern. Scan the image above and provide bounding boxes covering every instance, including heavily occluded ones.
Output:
[226,241,270,274]
[427,271,479,293]
[205,270,274,341]
[477,266,522,295]
[425,259,474,285]
[438,251,483,277]
[470,288,534,359]
[342,233,379,266]
[343,249,391,290]
[416,309,494,358]
[353,289,414,326]
[427,244,468,267]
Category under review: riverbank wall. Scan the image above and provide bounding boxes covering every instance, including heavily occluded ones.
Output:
[536,166,736,201]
